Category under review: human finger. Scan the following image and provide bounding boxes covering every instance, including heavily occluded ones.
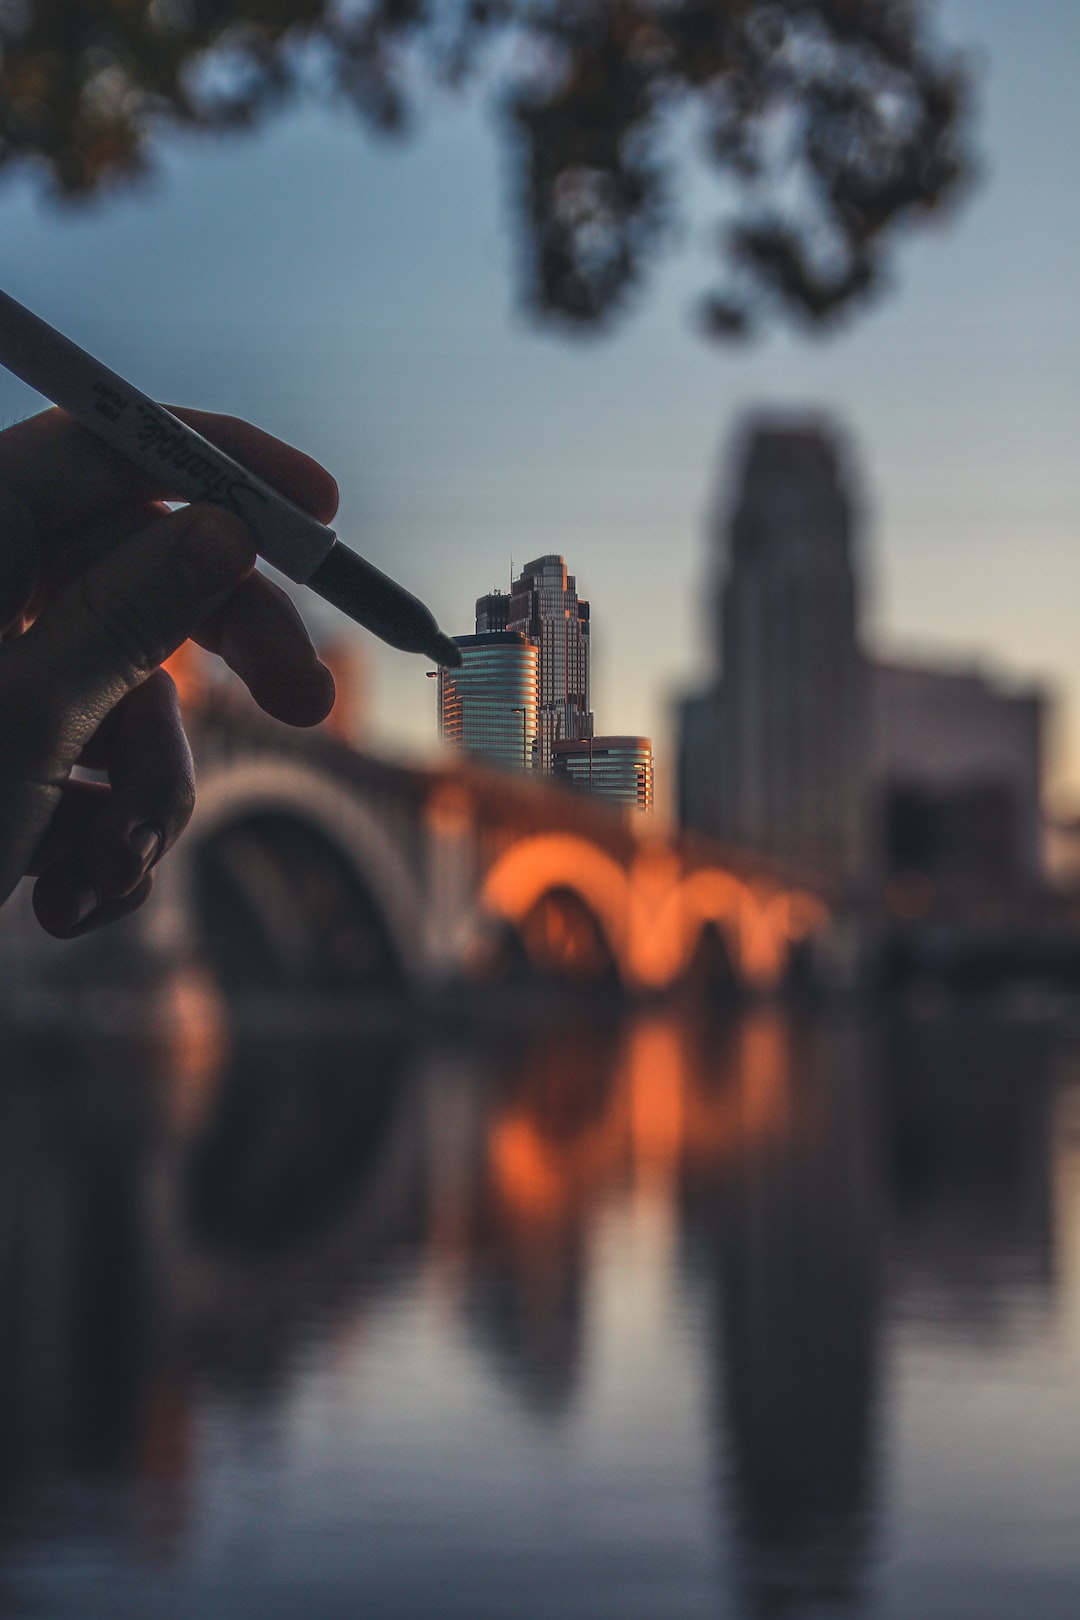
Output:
[0,495,40,637]
[58,554,337,730]
[3,503,256,771]
[24,777,111,875]
[0,407,339,540]
[14,487,334,726]
[34,499,169,591]
[24,673,190,913]
[32,853,154,939]
[81,671,194,898]
[173,410,339,526]
[19,676,192,916]
[195,572,336,726]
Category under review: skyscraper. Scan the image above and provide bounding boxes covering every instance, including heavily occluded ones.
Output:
[475,590,511,634]
[553,737,654,813]
[505,556,593,773]
[680,420,868,882]
[679,414,1048,893]
[437,632,538,772]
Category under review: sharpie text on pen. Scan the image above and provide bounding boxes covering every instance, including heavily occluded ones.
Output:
[91,380,128,423]
[133,404,269,517]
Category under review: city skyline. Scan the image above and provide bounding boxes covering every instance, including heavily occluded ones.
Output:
[441,554,654,813]
[0,1,1075,819]
[681,416,1044,890]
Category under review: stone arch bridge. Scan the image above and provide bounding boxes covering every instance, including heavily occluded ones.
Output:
[143,702,830,999]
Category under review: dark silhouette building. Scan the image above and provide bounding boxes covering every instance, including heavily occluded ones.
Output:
[475,589,512,634]
[680,420,868,883]
[678,416,1047,892]
[869,659,1044,889]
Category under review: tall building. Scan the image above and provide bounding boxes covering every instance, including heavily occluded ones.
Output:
[475,590,511,633]
[553,737,654,814]
[437,632,538,772]
[678,414,1048,892]
[504,556,593,772]
[680,420,868,882]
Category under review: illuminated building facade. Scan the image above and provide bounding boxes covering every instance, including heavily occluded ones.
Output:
[437,632,538,772]
[553,736,654,814]
[504,556,593,773]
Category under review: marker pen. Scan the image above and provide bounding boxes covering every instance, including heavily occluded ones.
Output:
[0,287,461,667]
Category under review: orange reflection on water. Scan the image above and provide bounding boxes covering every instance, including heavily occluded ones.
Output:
[627,1020,685,1188]
[482,1012,800,1269]
[732,1013,793,1141]
[134,1374,194,1567]
[148,966,231,1138]
[488,1092,628,1245]
[490,1117,567,1221]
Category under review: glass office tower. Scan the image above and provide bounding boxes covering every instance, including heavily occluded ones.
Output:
[437,632,538,771]
[552,737,654,813]
[505,556,593,772]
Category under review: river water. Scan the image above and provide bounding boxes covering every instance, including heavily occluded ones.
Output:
[2,994,1079,1619]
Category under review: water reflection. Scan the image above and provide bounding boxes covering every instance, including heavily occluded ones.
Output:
[882,1019,1056,1334]
[0,1002,1072,1617]
[685,1019,883,1619]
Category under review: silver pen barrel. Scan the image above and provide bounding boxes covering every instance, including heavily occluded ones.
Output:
[0,287,336,583]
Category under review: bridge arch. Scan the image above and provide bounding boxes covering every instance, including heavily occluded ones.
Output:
[645,870,827,992]
[479,835,631,985]
[478,839,827,994]
[175,758,427,988]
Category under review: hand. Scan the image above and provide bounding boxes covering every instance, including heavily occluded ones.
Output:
[0,407,339,938]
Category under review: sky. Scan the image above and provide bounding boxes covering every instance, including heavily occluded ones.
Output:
[0,0,1077,817]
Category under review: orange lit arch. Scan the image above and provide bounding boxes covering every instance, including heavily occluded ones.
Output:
[480,835,631,976]
[639,870,828,992]
[479,839,828,994]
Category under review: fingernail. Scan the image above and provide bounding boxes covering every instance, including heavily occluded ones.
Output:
[130,822,163,869]
[67,884,99,930]
[177,510,255,596]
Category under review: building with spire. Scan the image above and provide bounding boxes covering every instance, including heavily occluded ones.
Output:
[500,556,593,773]
[450,558,652,812]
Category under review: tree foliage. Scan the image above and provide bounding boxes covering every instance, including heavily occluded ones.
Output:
[0,0,974,337]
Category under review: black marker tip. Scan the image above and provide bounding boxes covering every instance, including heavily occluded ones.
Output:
[432,633,463,669]
[306,541,457,665]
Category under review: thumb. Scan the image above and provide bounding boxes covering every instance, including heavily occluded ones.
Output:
[9,503,255,744]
